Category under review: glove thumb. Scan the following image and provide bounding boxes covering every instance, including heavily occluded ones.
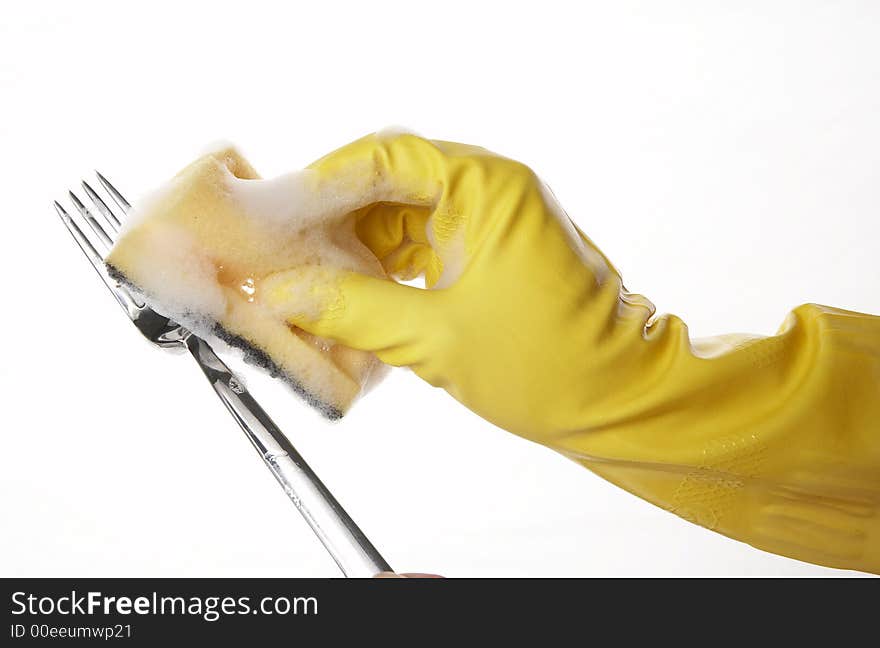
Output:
[259,266,433,367]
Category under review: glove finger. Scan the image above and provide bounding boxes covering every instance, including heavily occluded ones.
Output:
[259,265,434,365]
[353,201,440,281]
[308,131,448,208]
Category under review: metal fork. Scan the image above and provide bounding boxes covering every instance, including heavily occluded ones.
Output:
[54,174,392,577]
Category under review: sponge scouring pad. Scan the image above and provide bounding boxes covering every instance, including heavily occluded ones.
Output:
[106,147,386,418]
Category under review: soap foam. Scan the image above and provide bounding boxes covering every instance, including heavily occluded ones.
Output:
[119,223,227,322]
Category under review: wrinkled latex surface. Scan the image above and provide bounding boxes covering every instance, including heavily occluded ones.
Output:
[270,132,880,573]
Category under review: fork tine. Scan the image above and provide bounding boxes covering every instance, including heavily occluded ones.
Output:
[95,171,131,215]
[54,201,141,314]
[68,191,113,248]
[82,180,121,231]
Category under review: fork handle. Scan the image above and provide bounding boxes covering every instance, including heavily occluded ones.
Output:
[183,334,393,577]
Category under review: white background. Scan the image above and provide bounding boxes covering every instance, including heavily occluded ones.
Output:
[1,1,877,577]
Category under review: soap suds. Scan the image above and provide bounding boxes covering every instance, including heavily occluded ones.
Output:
[116,223,227,322]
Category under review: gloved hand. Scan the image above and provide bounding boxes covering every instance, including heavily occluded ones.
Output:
[262,132,880,574]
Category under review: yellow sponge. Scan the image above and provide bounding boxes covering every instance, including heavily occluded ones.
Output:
[106,147,385,417]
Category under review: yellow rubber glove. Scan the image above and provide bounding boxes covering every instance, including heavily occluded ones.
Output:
[261,132,880,574]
